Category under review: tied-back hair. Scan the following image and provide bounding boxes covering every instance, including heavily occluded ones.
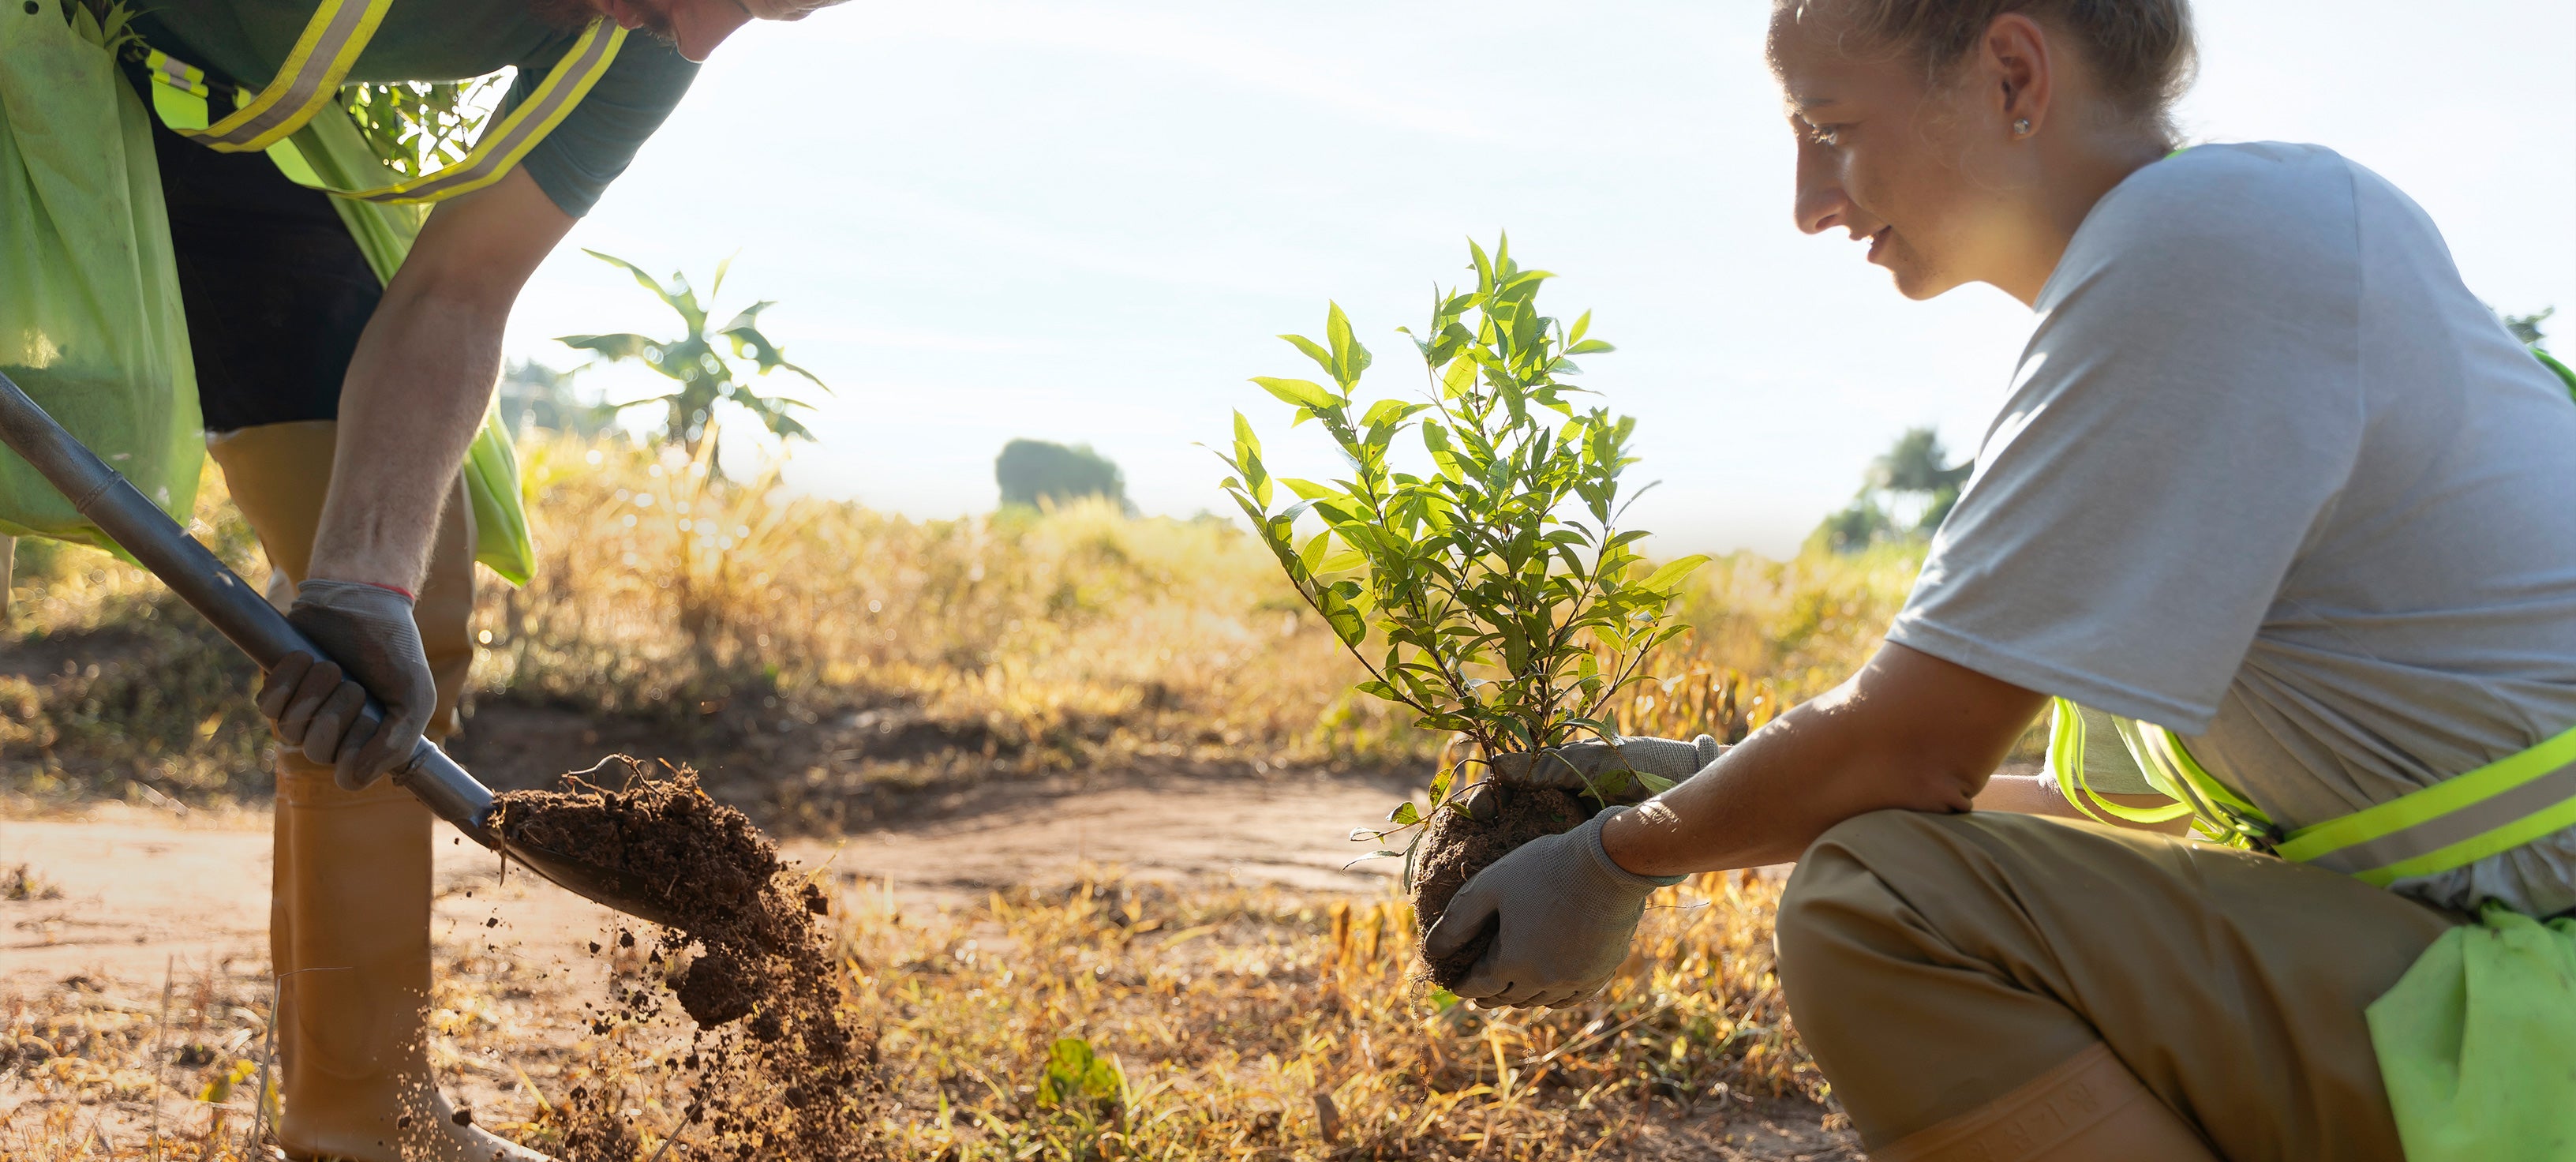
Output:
[1777,0,2198,144]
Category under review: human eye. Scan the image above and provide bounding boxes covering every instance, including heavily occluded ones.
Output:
[1804,119,1847,147]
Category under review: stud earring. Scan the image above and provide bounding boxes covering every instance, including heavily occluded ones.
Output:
[2012,118,2033,137]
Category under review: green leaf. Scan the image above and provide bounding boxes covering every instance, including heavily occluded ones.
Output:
[1387,802,1421,826]
[1252,377,1338,411]
[1279,332,1336,377]
[1324,302,1373,387]
[1316,586,1368,647]
[1567,339,1616,355]
[1360,399,1426,429]
[1036,1036,1123,1111]
[1636,554,1712,594]
[556,332,661,363]
[1299,530,1333,572]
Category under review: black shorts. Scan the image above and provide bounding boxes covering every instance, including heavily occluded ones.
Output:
[132,69,382,434]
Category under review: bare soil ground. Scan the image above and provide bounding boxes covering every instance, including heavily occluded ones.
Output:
[3,764,1856,1160]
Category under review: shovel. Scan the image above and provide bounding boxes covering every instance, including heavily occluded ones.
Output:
[0,368,685,929]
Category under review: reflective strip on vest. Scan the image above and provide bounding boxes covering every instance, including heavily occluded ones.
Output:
[176,0,390,152]
[334,21,624,205]
[145,50,210,98]
[2277,722,2576,886]
[142,16,623,207]
[2046,699,2196,827]
[2070,696,2576,885]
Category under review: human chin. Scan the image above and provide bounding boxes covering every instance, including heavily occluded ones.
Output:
[1874,237,1956,301]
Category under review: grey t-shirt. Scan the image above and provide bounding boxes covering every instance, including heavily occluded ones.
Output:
[1891,142,2576,916]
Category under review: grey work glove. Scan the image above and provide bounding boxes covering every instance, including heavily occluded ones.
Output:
[1487,735,1723,804]
[1421,808,1687,1008]
[256,579,434,790]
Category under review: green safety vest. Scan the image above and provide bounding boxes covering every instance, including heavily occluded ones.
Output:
[135,0,630,584]
[2052,352,2576,1161]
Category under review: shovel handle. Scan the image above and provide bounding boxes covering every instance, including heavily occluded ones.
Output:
[0,369,497,839]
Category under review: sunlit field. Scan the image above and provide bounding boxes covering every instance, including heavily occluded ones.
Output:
[2,435,1923,1160]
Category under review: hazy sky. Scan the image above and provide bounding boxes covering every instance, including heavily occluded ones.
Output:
[502,1,2576,558]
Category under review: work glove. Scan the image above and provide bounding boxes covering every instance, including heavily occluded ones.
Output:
[256,579,435,790]
[1485,734,1723,804]
[1421,808,1687,1008]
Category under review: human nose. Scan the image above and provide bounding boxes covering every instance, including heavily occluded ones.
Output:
[1792,136,1855,237]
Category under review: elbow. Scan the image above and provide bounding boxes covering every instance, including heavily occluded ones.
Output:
[1856,752,1988,817]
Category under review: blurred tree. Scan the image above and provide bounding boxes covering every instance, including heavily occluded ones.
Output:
[341,76,509,179]
[2505,307,2554,347]
[495,359,618,438]
[1815,426,1973,553]
[997,440,1129,512]
[557,251,827,466]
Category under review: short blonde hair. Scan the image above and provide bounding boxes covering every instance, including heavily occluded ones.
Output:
[1778,0,2198,142]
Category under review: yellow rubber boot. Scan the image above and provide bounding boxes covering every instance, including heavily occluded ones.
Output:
[1874,1044,2223,1162]
[215,422,544,1162]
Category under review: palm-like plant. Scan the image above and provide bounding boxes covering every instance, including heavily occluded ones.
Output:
[556,250,828,464]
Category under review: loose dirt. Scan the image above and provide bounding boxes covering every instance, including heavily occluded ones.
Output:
[490,762,881,1161]
[1408,779,1594,989]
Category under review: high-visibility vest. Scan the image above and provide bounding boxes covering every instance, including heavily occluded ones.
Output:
[2048,349,2576,1161]
[137,0,625,206]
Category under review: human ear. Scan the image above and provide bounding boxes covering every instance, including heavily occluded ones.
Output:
[1980,13,2054,137]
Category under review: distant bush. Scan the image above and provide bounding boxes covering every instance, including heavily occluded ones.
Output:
[997,439,1129,512]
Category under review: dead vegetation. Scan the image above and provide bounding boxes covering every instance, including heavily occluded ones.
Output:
[0,435,1925,1158]
[2,866,1849,1161]
[4,436,1937,823]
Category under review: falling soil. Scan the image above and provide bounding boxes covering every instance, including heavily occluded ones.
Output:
[490,760,883,1160]
[1408,780,1595,989]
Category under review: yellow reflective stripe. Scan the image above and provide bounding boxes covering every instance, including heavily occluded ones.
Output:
[182,0,391,152]
[2280,723,2576,862]
[2353,785,2576,887]
[2050,699,2195,826]
[144,51,210,98]
[333,22,624,205]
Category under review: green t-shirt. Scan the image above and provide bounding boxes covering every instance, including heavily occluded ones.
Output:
[130,0,697,217]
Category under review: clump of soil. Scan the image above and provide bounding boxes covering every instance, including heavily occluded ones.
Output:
[1408,779,1595,989]
[490,760,882,1161]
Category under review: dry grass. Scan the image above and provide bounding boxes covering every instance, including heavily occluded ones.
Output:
[2,433,1919,1159]
[4,435,1926,816]
[2,869,1843,1161]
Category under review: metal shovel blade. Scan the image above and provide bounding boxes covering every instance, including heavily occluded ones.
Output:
[491,833,690,932]
[0,367,685,929]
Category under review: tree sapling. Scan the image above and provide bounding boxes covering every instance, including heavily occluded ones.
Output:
[1216,237,1707,986]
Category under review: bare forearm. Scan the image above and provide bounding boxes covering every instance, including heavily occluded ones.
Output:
[1973,773,2082,818]
[303,168,572,590]
[1600,643,2046,875]
[307,288,506,589]
[1975,772,2196,835]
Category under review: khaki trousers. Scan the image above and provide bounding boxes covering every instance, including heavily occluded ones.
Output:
[207,421,477,1156]
[1776,810,2463,1161]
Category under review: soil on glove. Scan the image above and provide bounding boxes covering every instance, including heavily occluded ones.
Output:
[1408,781,1594,990]
[491,762,882,1161]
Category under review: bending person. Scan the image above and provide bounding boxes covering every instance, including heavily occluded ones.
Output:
[1427,2,2576,1160]
[84,0,838,1158]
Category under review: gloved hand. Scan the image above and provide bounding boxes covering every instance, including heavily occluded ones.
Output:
[1486,735,1723,803]
[1421,808,1687,1008]
[256,579,434,790]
